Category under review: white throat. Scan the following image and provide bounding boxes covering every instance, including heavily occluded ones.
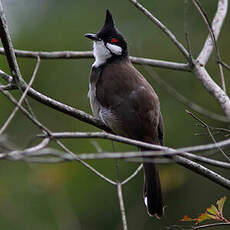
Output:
[93,41,111,68]
[92,41,122,68]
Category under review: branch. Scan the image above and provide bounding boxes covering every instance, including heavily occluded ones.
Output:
[142,66,229,123]
[197,0,228,66]
[0,57,40,134]
[127,0,230,119]
[3,129,230,189]
[115,161,128,230]
[192,63,230,119]
[40,131,230,154]
[0,48,190,72]
[6,143,230,190]
[186,110,230,162]
[192,222,230,229]
[173,155,230,190]
[0,2,21,79]
[0,88,118,185]
[38,131,230,169]
[128,0,190,61]
[121,164,143,185]
[0,69,112,133]
[192,0,226,92]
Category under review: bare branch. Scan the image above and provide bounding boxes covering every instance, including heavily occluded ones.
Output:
[55,141,117,185]
[121,164,143,185]
[173,155,230,190]
[131,56,190,71]
[192,222,230,229]
[186,110,230,162]
[143,66,229,123]
[0,69,112,133]
[192,62,230,119]
[0,69,13,82]
[192,0,226,92]
[220,60,230,71]
[41,131,230,154]
[128,0,190,61]
[7,138,50,160]
[0,88,50,134]
[0,48,190,72]
[115,161,128,230]
[0,1,21,80]
[6,143,230,189]
[0,57,40,134]
[197,0,228,66]
[0,88,118,185]
[184,0,192,58]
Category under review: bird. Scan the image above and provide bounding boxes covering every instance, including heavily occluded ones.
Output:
[85,9,164,218]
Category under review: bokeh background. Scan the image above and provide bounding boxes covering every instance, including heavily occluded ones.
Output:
[0,0,229,229]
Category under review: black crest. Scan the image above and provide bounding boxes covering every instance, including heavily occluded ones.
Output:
[104,9,115,28]
[96,9,128,57]
[96,9,118,38]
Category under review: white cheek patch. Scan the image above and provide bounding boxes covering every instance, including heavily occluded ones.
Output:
[144,196,148,207]
[93,41,111,67]
[106,43,122,55]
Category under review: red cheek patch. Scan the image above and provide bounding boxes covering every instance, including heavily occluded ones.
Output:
[111,38,118,43]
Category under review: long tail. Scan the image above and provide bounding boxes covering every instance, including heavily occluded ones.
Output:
[142,153,163,218]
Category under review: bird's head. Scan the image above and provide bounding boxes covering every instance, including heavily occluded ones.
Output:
[85,9,128,67]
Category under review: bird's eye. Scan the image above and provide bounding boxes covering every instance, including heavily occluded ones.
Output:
[110,38,118,43]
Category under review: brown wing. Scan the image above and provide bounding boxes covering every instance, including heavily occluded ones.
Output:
[96,60,160,143]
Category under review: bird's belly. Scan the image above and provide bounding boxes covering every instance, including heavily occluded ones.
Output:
[88,85,125,136]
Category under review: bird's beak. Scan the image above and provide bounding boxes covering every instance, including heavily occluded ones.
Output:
[84,33,101,41]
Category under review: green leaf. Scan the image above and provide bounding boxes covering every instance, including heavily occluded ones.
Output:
[206,204,219,216]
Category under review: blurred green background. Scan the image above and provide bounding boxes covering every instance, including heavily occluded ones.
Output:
[0,0,229,229]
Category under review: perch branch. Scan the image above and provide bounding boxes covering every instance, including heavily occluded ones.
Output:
[0,48,190,72]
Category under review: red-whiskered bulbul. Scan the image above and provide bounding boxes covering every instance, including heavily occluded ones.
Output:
[85,9,164,218]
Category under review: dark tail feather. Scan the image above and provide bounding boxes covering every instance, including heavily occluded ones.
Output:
[143,161,163,218]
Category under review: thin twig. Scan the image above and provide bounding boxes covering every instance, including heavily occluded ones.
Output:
[184,0,192,59]
[173,155,230,190]
[128,0,190,61]
[186,110,230,162]
[0,1,21,80]
[0,88,117,185]
[0,69,112,133]
[56,141,117,185]
[142,66,229,123]
[0,56,40,134]
[121,164,143,185]
[115,160,128,230]
[0,88,50,134]
[220,61,230,71]
[0,0,35,116]
[91,140,104,153]
[192,222,230,229]
[7,138,50,160]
